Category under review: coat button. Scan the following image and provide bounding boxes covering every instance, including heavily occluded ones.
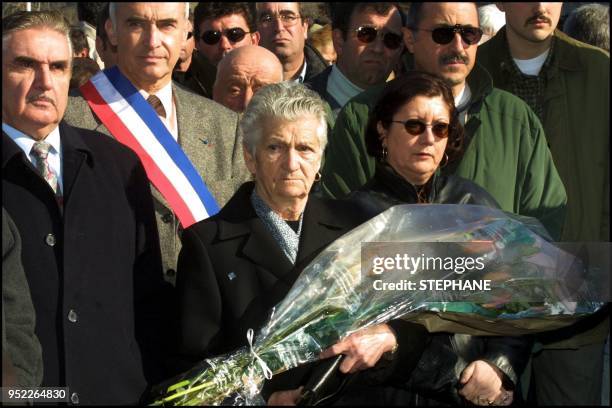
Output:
[161,213,173,223]
[68,309,78,323]
[70,392,79,404]
[45,233,56,247]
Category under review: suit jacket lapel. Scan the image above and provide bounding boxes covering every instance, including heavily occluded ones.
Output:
[59,122,90,203]
[296,196,349,266]
[216,183,294,284]
[174,84,210,174]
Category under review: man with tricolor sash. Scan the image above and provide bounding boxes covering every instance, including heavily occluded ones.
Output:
[64,2,251,283]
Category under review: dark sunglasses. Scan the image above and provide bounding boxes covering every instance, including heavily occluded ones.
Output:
[187,31,193,40]
[200,27,250,45]
[418,24,483,45]
[390,119,450,138]
[355,26,403,50]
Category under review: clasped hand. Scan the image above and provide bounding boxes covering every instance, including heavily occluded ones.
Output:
[458,360,514,406]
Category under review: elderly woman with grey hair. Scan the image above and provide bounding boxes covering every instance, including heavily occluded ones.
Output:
[173,82,430,405]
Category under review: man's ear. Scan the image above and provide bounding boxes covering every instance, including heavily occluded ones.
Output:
[251,31,261,45]
[243,144,257,177]
[402,27,415,53]
[331,28,344,58]
[105,18,118,47]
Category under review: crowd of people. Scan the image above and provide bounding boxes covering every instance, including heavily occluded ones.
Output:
[2,2,609,406]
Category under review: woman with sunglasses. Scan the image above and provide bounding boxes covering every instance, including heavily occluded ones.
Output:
[341,71,530,406]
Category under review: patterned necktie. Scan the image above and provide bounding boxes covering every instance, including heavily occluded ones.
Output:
[31,141,60,195]
[147,94,167,118]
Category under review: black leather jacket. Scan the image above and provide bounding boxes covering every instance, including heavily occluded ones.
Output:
[343,164,533,405]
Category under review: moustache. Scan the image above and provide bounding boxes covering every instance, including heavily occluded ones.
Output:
[27,95,56,106]
[439,53,469,66]
[526,13,552,26]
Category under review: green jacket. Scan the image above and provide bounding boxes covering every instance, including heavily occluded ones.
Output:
[320,63,567,240]
[478,28,610,242]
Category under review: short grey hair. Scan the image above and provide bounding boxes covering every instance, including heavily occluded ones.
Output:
[109,2,190,29]
[240,82,328,155]
[2,10,73,59]
[563,3,610,52]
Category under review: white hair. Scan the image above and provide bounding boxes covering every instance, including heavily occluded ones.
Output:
[478,4,506,37]
[240,82,328,156]
[109,2,190,29]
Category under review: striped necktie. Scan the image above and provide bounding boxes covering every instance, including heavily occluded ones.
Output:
[147,94,167,118]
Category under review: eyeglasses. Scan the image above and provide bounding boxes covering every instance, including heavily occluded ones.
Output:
[187,31,193,40]
[355,26,403,50]
[258,12,302,27]
[200,28,251,45]
[390,119,450,138]
[417,24,483,45]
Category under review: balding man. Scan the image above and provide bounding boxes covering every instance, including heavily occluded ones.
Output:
[213,45,283,112]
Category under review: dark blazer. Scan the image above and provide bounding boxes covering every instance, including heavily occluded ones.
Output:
[173,181,377,396]
[2,123,173,405]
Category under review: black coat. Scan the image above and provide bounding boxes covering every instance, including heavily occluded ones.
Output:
[172,182,366,392]
[2,123,173,405]
[172,181,430,401]
[342,164,532,405]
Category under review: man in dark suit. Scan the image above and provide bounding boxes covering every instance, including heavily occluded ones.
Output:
[2,10,172,405]
[63,2,251,284]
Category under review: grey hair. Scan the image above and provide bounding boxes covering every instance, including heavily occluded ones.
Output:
[109,2,190,29]
[2,10,73,60]
[563,3,610,52]
[478,4,505,37]
[240,81,328,156]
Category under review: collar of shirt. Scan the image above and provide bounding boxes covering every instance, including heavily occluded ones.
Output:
[2,122,63,190]
[326,64,364,108]
[138,80,178,140]
[294,59,308,83]
[453,84,472,125]
[501,33,556,79]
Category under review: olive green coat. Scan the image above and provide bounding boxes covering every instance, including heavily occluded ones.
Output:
[320,63,567,240]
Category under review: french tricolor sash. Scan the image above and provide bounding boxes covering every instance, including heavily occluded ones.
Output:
[80,66,219,228]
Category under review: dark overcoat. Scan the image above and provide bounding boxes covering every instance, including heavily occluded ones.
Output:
[2,123,173,405]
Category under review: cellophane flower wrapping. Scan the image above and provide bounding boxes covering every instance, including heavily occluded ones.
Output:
[150,204,603,406]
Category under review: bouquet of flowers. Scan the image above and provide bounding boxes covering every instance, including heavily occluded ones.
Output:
[150,204,603,406]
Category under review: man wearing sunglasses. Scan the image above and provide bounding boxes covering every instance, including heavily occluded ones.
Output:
[478,3,610,406]
[322,1,566,241]
[194,2,259,67]
[321,3,568,404]
[255,2,328,83]
[306,3,404,124]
